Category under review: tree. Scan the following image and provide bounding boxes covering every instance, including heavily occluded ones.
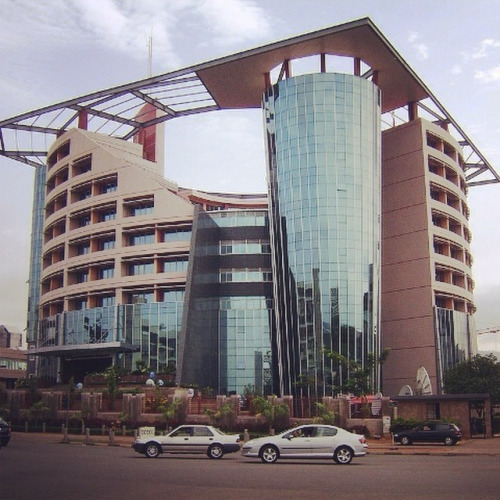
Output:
[324,348,390,397]
[251,396,290,432]
[204,403,235,430]
[103,365,123,410]
[312,402,336,425]
[28,400,50,428]
[443,354,500,404]
[158,397,185,431]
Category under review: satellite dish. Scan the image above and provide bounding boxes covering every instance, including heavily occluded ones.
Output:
[398,385,414,396]
[415,366,433,395]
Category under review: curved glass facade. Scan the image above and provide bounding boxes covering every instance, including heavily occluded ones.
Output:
[264,73,381,397]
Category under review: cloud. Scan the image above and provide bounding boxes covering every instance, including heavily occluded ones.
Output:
[471,38,500,59]
[474,284,500,330]
[408,31,429,60]
[0,0,271,73]
[165,109,266,193]
[475,66,500,84]
[195,0,271,46]
[71,0,183,69]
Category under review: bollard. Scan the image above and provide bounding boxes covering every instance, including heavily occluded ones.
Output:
[108,429,116,446]
[61,424,70,444]
[122,425,126,437]
[102,424,106,436]
[244,429,250,443]
[84,428,91,445]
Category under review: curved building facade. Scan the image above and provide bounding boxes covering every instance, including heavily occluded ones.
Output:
[381,118,476,395]
[264,73,381,397]
[34,125,273,393]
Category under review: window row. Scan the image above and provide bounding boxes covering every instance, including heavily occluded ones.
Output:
[220,239,271,255]
[46,153,93,193]
[428,157,467,194]
[126,258,189,276]
[433,237,472,267]
[426,132,465,171]
[0,358,27,370]
[124,226,191,246]
[220,268,273,283]
[46,173,118,210]
[430,183,469,219]
[40,288,185,317]
[434,265,474,292]
[431,210,472,243]
[44,198,160,245]
[42,255,190,289]
[201,210,269,228]
[44,225,193,268]
[435,294,474,314]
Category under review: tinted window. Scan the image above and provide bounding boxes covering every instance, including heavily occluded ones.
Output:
[193,427,213,437]
[171,427,192,437]
[314,427,337,437]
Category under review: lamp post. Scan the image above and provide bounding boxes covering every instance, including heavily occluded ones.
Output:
[62,383,70,443]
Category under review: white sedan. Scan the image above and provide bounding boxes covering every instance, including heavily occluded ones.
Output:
[241,424,368,464]
[132,425,241,459]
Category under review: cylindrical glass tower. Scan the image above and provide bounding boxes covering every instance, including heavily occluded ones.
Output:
[264,72,381,397]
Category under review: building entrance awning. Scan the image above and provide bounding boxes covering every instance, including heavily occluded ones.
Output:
[30,342,139,358]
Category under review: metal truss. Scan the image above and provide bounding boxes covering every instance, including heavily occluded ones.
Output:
[1,17,498,187]
[0,69,219,168]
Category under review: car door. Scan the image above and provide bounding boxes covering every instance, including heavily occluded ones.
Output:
[164,426,195,453]
[280,426,315,457]
[307,426,338,457]
[190,426,217,453]
[413,423,437,442]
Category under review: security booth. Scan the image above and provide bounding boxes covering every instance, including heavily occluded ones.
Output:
[391,394,492,439]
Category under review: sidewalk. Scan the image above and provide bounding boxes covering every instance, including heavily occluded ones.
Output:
[8,432,500,456]
[366,436,500,456]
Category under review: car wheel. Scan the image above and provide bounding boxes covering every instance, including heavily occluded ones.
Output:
[333,446,353,465]
[444,436,456,446]
[260,445,279,463]
[208,444,224,459]
[145,442,161,458]
[400,436,412,446]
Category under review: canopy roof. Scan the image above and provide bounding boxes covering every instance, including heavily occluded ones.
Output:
[0,17,498,186]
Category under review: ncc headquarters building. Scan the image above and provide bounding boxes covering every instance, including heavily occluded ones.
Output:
[1,18,498,399]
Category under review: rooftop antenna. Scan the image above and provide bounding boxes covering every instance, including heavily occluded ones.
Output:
[147,31,153,77]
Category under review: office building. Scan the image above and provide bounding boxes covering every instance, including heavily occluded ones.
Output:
[1,18,498,397]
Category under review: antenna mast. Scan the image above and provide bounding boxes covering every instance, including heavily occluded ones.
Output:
[147,32,153,77]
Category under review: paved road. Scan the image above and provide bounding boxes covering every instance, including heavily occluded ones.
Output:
[1,433,499,499]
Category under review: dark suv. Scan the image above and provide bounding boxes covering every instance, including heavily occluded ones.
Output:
[0,418,12,446]
[394,421,462,446]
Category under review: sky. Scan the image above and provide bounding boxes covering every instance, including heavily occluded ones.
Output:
[1,0,499,338]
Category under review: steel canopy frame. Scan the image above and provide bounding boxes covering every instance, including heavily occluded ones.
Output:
[0,17,498,186]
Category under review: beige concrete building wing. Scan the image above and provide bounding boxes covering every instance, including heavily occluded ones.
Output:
[41,128,194,318]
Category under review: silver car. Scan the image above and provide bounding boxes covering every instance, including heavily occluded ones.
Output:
[132,425,241,459]
[242,424,368,464]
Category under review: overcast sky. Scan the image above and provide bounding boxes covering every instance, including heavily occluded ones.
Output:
[1,0,499,336]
